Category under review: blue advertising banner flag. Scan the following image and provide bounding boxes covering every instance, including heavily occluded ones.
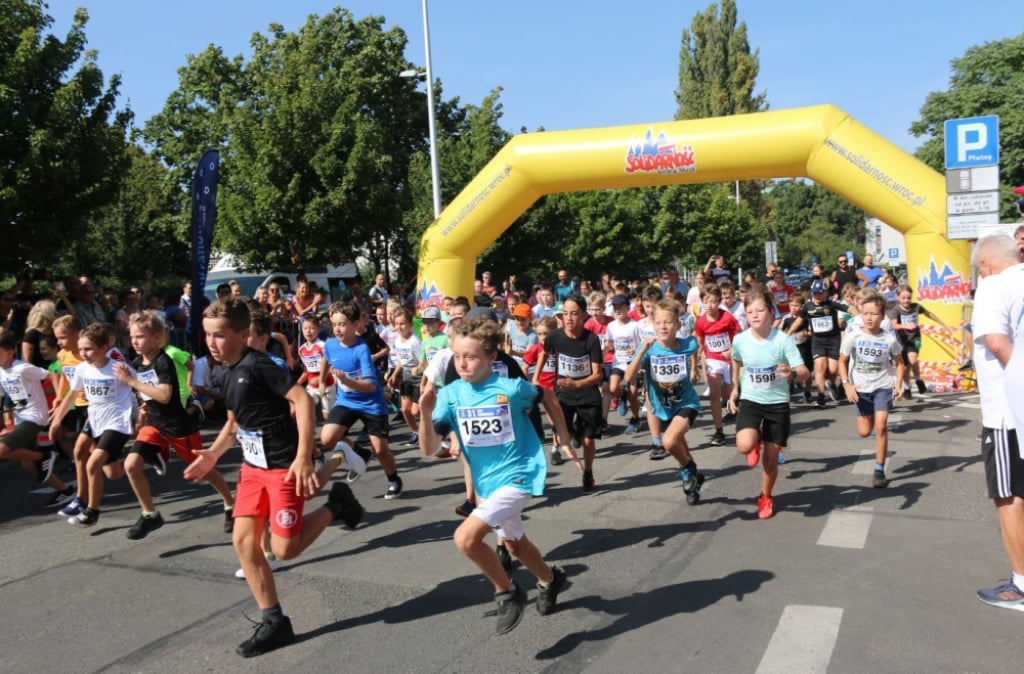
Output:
[190,150,219,354]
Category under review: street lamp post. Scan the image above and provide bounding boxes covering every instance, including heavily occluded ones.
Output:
[400,0,442,219]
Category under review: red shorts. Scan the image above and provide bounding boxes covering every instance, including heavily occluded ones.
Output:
[134,427,204,463]
[234,463,306,538]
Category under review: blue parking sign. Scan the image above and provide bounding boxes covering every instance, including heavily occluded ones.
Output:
[944,116,999,169]
[888,247,900,260]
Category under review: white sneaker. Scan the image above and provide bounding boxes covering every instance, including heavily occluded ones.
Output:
[235,555,281,579]
[331,441,367,482]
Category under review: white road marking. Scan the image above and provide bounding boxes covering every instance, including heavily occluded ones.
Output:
[852,448,877,475]
[817,507,874,549]
[756,605,844,674]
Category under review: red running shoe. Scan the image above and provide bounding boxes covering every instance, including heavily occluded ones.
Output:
[757,494,774,520]
[746,442,761,468]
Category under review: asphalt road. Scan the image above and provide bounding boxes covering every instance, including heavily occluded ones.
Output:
[1,389,1021,673]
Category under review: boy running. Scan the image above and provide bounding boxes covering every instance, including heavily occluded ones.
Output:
[695,284,740,446]
[184,299,364,658]
[839,292,904,488]
[418,318,577,634]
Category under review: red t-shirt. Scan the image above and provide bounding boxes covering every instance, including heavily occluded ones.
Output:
[771,283,795,313]
[298,340,334,388]
[522,342,556,390]
[584,316,614,363]
[695,311,740,361]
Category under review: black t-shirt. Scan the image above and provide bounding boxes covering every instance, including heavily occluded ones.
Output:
[22,328,49,368]
[362,327,389,370]
[222,348,299,469]
[709,267,732,285]
[799,299,845,339]
[133,351,192,437]
[833,268,858,294]
[543,328,603,406]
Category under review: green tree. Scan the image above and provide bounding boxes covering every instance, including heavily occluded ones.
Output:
[765,180,865,267]
[675,0,767,120]
[910,33,1024,220]
[142,9,423,271]
[0,1,132,270]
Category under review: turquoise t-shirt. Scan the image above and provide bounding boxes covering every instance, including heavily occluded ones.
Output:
[731,328,804,405]
[632,338,700,421]
[432,373,546,499]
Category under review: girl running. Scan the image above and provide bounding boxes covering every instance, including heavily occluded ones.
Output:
[728,286,810,519]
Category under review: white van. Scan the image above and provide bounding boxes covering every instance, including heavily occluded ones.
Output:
[202,255,360,303]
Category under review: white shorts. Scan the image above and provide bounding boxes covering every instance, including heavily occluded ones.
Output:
[471,485,531,541]
[705,358,732,385]
[306,383,337,415]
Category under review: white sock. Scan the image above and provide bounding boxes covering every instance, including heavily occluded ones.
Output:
[1012,572,1024,592]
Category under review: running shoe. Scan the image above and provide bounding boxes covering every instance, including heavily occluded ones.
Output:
[679,463,699,493]
[828,381,840,402]
[126,512,165,540]
[610,398,618,413]
[916,379,927,395]
[581,470,596,494]
[455,499,475,518]
[685,473,705,505]
[746,442,761,468]
[625,417,639,434]
[648,444,668,460]
[35,450,56,484]
[223,507,235,534]
[777,451,786,464]
[58,495,84,517]
[385,476,403,500]
[69,507,99,527]
[709,430,726,447]
[45,487,76,508]
[148,446,170,477]
[872,469,889,489]
[617,397,628,417]
[550,444,565,465]
[812,394,827,409]
[570,428,582,450]
[327,482,364,528]
[235,555,281,579]
[236,616,296,658]
[494,583,527,635]
[496,543,515,577]
[757,494,774,520]
[977,582,1024,612]
[536,566,567,616]
[433,440,452,459]
[331,441,367,482]
[803,389,812,403]
[903,386,913,400]
[406,432,419,447]
[701,386,710,398]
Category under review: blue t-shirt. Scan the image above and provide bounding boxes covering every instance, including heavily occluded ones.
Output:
[731,328,804,405]
[859,266,885,289]
[507,322,538,355]
[323,337,388,415]
[632,338,700,420]
[432,373,546,499]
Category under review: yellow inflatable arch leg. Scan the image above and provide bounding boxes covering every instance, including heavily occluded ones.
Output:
[416,104,970,372]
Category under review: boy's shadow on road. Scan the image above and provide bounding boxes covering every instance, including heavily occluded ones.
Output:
[536,569,774,660]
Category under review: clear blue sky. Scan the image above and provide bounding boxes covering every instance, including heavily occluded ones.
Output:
[54,1,1019,154]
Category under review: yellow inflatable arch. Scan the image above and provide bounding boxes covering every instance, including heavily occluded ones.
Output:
[416,104,970,375]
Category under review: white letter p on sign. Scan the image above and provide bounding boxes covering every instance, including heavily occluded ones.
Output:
[957,123,987,162]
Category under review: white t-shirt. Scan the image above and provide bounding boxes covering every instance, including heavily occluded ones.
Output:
[973,264,1024,430]
[606,319,642,368]
[70,359,136,435]
[393,334,422,372]
[0,360,50,425]
[423,348,453,386]
[724,300,747,330]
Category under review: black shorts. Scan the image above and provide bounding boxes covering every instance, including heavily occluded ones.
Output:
[796,342,813,371]
[735,400,791,447]
[601,364,613,384]
[663,407,699,427]
[559,402,603,440]
[93,430,130,463]
[326,405,390,438]
[61,407,88,435]
[399,377,421,400]
[982,426,1024,500]
[811,336,841,361]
